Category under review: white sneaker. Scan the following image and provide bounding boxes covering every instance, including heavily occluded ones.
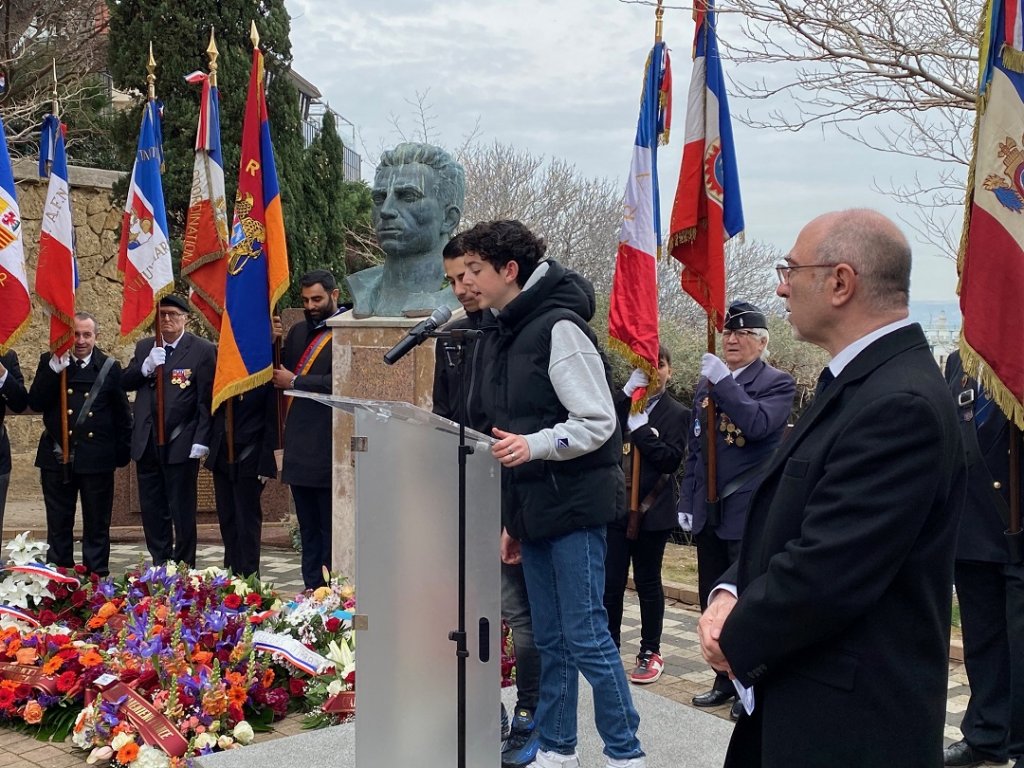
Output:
[606,758,647,768]
[527,749,581,768]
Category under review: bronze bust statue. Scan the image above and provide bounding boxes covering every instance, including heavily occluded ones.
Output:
[346,142,465,318]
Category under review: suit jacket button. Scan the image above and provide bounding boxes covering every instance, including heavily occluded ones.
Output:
[67,389,73,395]
[68,429,73,436]
[88,432,94,438]
[67,408,73,415]
[88,411,93,417]
[993,481,1002,489]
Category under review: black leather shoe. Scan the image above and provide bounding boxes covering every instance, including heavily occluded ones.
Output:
[730,699,743,720]
[691,688,736,707]
[943,740,1005,767]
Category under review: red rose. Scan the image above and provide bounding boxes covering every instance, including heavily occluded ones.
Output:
[223,594,243,610]
[265,687,290,718]
[228,702,244,725]
[288,678,306,697]
[245,593,263,607]
[56,671,78,693]
[0,688,14,709]
[73,564,87,575]
[325,617,341,633]
[37,610,57,626]
[344,670,355,687]
[70,590,87,607]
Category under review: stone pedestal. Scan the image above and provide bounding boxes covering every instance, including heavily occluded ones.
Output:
[328,314,439,579]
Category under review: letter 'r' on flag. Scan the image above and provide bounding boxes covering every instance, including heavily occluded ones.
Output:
[608,40,671,412]
[958,0,1024,428]
[118,100,174,338]
[668,0,744,331]
[35,115,78,356]
[0,114,31,353]
[181,71,229,333]
[212,42,290,413]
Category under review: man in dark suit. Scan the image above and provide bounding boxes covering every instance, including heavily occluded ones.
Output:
[122,294,216,568]
[28,312,131,575]
[681,302,795,717]
[0,349,28,534]
[206,384,277,578]
[942,350,1023,768]
[699,209,967,768]
[605,344,688,687]
[272,269,345,590]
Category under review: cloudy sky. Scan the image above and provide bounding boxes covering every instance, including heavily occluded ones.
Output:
[284,0,961,302]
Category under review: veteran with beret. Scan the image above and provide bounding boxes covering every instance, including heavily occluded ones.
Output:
[679,301,796,718]
[122,294,216,567]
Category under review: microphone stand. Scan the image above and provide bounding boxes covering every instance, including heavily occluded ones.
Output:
[434,327,482,768]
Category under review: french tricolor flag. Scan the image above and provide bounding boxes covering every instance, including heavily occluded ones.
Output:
[118,100,174,338]
[669,0,744,331]
[608,40,671,411]
[0,113,30,353]
[35,115,78,356]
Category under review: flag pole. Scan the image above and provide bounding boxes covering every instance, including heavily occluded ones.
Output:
[147,42,168,456]
[51,60,73,483]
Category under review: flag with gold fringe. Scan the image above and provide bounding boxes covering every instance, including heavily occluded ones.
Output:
[668,0,743,331]
[608,40,671,412]
[212,43,289,413]
[0,114,30,353]
[958,0,1024,428]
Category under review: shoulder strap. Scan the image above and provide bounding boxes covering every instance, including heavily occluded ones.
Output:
[72,357,116,436]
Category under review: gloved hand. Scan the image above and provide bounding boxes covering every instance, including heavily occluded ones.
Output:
[48,352,71,373]
[189,444,209,460]
[678,511,693,532]
[700,353,730,384]
[627,411,649,432]
[141,346,167,377]
[623,369,649,397]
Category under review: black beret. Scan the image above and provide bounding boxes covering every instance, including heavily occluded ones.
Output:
[724,301,767,330]
[158,294,190,313]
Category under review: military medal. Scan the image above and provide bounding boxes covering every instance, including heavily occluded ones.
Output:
[170,368,193,389]
[693,417,701,437]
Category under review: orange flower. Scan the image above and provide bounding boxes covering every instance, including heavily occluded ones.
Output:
[151,624,164,637]
[97,602,119,620]
[79,649,103,668]
[15,647,37,666]
[225,671,245,687]
[41,656,63,675]
[116,741,140,764]
[22,700,43,724]
[86,616,106,630]
[191,650,213,665]
[261,669,275,688]
[7,638,21,653]
[227,686,248,706]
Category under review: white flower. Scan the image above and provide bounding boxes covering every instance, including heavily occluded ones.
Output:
[326,639,354,676]
[110,731,134,750]
[230,578,251,597]
[86,745,113,764]
[217,735,236,750]
[6,532,48,566]
[194,732,218,750]
[232,720,255,745]
[327,678,344,697]
[134,745,171,768]
[71,707,95,750]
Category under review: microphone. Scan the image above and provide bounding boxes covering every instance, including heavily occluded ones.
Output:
[383,305,453,365]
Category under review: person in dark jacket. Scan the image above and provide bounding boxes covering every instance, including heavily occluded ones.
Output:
[27,312,131,575]
[942,349,1023,768]
[605,344,688,686]
[272,269,346,590]
[461,220,645,768]
[122,294,216,568]
[432,235,540,768]
[0,348,28,534]
[206,383,277,578]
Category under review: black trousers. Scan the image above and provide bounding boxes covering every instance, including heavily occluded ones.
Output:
[0,471,9,535]
[136,444,200,567]
[214,470,263,577]
[604,523,671,655]
[696,527,741,692]
[291,484,332,590]
[40,469,114,576]
[956,559,1024,761]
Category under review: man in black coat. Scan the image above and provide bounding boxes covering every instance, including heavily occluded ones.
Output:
[0,348,28,532]
[206,384,277,578]
[28,312,131,575]
[605,344,688,686]
[699,210,967,768]
[272,269,345,590]
[122,294,216,568]
[942,349,1023,768]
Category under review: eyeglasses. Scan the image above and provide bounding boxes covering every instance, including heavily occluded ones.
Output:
[722,329,758,339]
[774,262,839,285]
[158,311,187,319]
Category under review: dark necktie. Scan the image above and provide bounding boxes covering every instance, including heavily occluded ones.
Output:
[76,359,86,370]
[815,367,835,398]
[164,345,173,362]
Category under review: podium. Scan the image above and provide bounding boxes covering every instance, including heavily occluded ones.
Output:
[290,392,501,768]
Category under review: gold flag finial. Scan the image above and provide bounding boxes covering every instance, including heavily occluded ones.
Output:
[655,0,665,43]
[250,20,260,49]
[147,41,157,101]
[207,27,220,87]
[51,58,59,118]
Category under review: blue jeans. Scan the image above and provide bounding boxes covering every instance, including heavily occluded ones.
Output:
[520,527,643,760]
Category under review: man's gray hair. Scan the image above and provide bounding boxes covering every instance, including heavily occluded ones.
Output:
[74,311,99,334]
[376,142,466,215]
[754,327,770,360]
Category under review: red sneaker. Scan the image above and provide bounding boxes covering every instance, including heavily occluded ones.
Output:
[629,650,663,684]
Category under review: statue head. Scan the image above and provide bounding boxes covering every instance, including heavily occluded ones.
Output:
[371,143,465,261]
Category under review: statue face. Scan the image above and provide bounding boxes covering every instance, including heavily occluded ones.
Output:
[372,162,447,259]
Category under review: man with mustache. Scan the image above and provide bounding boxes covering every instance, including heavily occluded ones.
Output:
[273,269,347,590]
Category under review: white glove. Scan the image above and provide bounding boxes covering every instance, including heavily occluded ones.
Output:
[141,346,167,377]
[623,369,649,397]
[48,352,71,373]
[627,411,649,432]
[700,353,730,384]
[189,444,209,460]
[678,511,693,532]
